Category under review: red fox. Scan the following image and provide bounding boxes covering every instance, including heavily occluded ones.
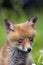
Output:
[0,16,38,65]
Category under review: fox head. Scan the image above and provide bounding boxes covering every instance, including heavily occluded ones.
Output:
[4,16,38,53]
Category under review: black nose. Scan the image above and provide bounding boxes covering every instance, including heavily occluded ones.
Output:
[27,48,31,52]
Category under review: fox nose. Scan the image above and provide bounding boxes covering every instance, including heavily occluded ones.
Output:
[27,48,31,52]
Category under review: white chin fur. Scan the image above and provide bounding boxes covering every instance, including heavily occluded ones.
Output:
[18,46,28,51]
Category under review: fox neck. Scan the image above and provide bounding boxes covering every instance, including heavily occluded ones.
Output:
[8,41,28,65]
[9,47,28,65]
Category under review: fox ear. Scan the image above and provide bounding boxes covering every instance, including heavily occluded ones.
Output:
[29,16,38,27]
[4,19,14,32]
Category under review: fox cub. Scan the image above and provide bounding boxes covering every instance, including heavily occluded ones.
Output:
[0,16,38,65]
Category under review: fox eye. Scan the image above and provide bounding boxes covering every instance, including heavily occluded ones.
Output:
[17,39,23,43]
[10,29,14,31]
[29,37,33,42]
[11,29,14,31]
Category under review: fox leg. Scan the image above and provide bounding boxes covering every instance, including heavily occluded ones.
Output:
[26,55,34,65]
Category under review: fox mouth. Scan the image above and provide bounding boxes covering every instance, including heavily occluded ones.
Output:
[16,47,32,53]
[18,49,31,53]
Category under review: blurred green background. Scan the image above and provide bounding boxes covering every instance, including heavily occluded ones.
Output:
[0,0,43,65]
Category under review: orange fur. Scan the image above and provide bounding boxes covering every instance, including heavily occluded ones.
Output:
[0,17,37,65]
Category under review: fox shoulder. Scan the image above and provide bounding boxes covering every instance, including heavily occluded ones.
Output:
[0,42,11,65]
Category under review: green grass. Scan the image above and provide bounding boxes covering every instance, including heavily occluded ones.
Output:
[0,7,43,65]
